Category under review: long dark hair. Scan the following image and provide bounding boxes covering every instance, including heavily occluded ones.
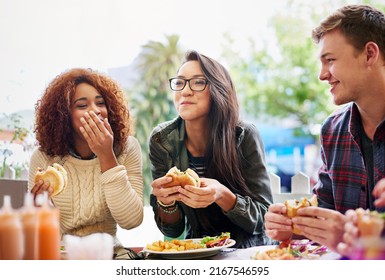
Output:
[183,50,253,197]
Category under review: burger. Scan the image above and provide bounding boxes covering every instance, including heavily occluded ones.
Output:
[285,194,318,234]
[355,208,385,238]
[35,163,68,197]
[162,166,200,188]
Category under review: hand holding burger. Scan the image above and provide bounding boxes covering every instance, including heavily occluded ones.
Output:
[162,166,200,188]
[355,208,385,238]
[337,208,385,259]
[34,163,68,197]
[156,166,200,211]
[284,194,318,234]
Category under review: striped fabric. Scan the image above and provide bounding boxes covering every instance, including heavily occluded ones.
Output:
[187,151,206,177]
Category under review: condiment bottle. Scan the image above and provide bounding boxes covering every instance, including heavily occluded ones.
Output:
[20,192,38,260]
[0,195,24,260]
[37,192,61,260]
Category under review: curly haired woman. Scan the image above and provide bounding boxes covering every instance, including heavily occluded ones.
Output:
[28,68,143,258]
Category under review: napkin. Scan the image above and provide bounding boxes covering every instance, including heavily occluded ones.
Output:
[64,233,114,260]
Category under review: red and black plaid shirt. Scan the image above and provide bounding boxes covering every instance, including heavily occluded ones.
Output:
[313,103,385,214]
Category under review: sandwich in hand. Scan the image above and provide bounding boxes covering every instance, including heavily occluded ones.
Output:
[285,195,318,234]
[34,163,68,197]
[162,166,200,188]
[355,208,385,238]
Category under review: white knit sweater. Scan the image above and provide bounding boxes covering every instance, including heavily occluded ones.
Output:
[28,136,144,249]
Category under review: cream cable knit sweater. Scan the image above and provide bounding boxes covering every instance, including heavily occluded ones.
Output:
[28,136,144,249]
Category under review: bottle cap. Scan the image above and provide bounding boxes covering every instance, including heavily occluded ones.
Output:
[2,195,12,212]
[23,192,34,208]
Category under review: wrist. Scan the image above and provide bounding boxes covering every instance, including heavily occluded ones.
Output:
[217,187,237,212]
[157,199,176,208]
[157,200,178,215]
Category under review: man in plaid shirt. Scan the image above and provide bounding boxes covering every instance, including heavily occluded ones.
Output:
[264,4,385,254]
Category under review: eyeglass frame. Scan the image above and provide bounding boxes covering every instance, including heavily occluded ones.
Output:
[169,77,209,92]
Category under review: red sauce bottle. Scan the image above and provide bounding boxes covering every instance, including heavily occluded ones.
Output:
[0,195,24,260]
[37,192,61,260]
[20,192,38,259]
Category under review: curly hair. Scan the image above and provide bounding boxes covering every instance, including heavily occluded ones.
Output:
[34,68,132,157]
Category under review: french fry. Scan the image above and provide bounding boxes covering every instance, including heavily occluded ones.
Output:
[146,244,163,251]
[145,239,204,252]
[253,248,295,260]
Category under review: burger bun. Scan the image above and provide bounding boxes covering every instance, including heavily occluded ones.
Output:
[35,163,68,197]
[355,208,385,238]
[163,166,200,188]
[284,195,318,234]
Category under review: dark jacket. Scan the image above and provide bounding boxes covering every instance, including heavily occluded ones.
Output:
[148,117,274,248]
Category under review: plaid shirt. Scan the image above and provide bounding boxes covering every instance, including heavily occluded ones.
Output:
[313,103,385,213]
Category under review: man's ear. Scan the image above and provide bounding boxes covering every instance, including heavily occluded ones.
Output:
[365,41,380,65]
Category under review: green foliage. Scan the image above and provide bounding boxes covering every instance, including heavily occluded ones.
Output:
[223,0,385,141]
[125,1,385,204]
[0,113,30,178]
[2,113,30,143]
[127,34,184,205]
[223,1,341,141]
[362,0,385,9]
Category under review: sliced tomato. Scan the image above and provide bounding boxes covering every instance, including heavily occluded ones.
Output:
[205,237,229,248]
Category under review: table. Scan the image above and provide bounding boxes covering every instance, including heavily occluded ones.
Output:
[141,245,341,260]
[212,246,341,260]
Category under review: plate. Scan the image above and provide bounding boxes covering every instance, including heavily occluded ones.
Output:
[142,238,236,259]
[251,244,341,260]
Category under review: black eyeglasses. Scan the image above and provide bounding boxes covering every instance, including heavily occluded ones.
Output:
[169,78,208,92]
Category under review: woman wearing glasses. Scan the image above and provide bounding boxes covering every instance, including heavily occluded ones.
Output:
[148,50,273,248]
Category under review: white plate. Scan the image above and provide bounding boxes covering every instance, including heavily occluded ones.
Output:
[143,238,236,259]
[251,244,341,260]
